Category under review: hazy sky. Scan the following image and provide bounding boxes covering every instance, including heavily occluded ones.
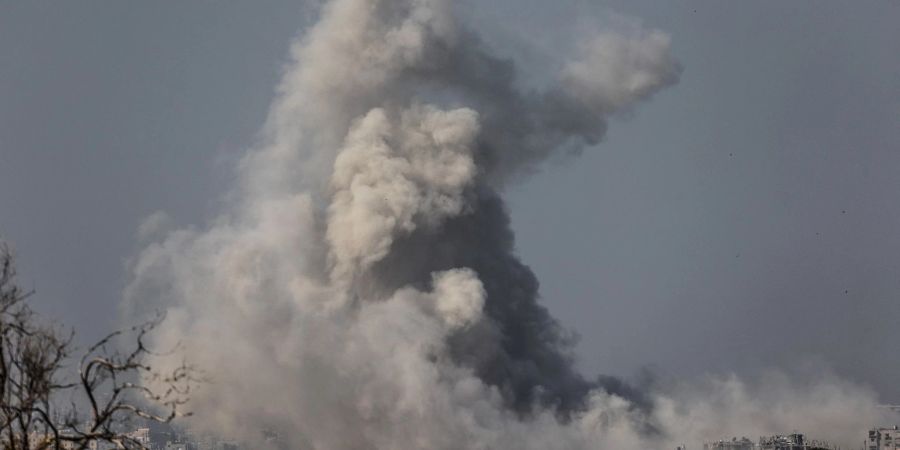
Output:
[2,0,899,402]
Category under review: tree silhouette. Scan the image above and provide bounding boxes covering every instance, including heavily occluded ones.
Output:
[0,244,196,449]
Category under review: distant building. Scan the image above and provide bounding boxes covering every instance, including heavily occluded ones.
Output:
[126,428,151,448]
[88,441,117,450]
[758,433,832,450]
[28,431,77,450]
[164,442,189,450]
[868,426,900,450]
[704,437,754,450]
[705,433,834,450]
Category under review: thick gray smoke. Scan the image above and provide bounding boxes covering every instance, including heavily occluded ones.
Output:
[124,1,898,448]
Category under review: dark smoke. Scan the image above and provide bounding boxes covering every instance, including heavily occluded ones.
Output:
[123,1,896,449]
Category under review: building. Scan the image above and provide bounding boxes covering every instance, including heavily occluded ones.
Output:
[868,426,900,450]
[28,431,78,450]
[758,433,833,450]
[705,433,835,450]
[705,437,755,450]
[127,427,152,449]
[164,442,189,450]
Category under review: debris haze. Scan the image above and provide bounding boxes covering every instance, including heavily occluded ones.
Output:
[124,1,898,448]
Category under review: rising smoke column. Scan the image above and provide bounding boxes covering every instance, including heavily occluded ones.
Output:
[124,0,676,447]
[123,1,898,449]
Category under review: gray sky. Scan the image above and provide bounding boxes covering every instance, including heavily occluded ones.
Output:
[2,0,899,402]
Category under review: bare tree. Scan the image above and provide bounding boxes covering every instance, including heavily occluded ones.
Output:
[0,245,197,450]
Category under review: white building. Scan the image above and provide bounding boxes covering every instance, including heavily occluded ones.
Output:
[868,426,900,450]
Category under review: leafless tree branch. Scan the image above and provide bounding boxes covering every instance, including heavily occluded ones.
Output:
[0,244,198,450]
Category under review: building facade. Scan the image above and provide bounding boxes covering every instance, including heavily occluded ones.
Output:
[868,426,900,450]
[705,437,755,450]
[705,433,834,450]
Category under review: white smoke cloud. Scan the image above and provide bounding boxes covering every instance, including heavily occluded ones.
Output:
[562,29,678,114]
[136,210,173,242]
[653,372,898,449]
[123,0,897,448]
[327,106,479,282]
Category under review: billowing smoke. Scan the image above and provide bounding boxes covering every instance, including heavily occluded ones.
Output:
[124,0,897,448]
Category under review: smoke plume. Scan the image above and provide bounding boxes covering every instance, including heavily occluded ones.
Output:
[124,0,897,448]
